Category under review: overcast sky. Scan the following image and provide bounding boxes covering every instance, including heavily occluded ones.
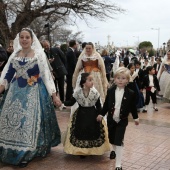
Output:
[70,0,170,49]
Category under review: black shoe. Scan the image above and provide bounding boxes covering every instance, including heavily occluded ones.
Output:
[153,107,158,111]
[80,155,86,159]
[19,162,28,168]
[110,151,116,159]
[115,167,122,170]
[142,109,147,113]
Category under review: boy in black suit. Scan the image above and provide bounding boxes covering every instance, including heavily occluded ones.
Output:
[97,67,139,170]
[142,66,160,112]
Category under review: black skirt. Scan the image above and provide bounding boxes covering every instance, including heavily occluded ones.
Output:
[70,106,105,148]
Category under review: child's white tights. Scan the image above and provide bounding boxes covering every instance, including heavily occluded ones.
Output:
[112,144,123,168]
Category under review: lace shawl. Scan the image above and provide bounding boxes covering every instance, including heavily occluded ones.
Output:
[0,50,56,96]
[73,88,100,107]
[72,52,108,96]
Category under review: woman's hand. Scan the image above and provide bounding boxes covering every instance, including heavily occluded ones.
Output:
[96,115,103,122]
[53,96,62,107]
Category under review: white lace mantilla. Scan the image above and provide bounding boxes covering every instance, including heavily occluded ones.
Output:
[0,84,41,151]
[0,51,56,96]
[73,88,100,107]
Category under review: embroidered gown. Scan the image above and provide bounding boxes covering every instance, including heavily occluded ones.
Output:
[63,88,110,155]
[159,61,170,99]
[0,56,61,165]
[72,53,108,103]
[159,61,170,100]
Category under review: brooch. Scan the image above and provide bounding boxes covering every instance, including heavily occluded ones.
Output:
[27,75,39,86]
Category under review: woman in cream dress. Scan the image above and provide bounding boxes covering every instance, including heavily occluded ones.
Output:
[72,42,108,103]
[158,50,170,100]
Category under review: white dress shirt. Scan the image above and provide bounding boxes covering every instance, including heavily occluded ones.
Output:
[149,75,154,87]
[113,87,124,122]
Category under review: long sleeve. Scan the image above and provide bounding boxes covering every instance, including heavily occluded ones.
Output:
[0,47,8,62]
[130,92,138,119]
[95,97,102,115]
[101,90,109,116]
[64,97,77,106]
[4,63,16,83]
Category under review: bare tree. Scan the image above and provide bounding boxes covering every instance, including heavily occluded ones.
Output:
[0,0,124,47]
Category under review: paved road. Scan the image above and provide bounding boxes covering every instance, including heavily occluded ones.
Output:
[0,100,170,170]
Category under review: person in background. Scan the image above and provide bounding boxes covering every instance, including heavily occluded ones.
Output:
[72,42,108,103]
[142,59,151,77]
[101,49,115,82]
[142,66,160,112]
[65,40,77,100]
[149,56,156,66]
[153,58,161,75]
[157,50,170,101]
[6,41,14,57]
[81,42,87,51]
[97,67,139,170]
[41,40,67,105]
[119,61,124,67]
[135,60,144,85]
[0,44,8,75]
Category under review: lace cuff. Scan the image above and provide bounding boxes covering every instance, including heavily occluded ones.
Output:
[0,79,9,90]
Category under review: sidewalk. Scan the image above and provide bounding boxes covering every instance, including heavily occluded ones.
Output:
[0,101,170,170]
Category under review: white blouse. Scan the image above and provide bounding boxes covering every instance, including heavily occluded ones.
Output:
[113,87,124,122]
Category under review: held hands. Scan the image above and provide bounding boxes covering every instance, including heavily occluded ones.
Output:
[96,115,103,122]
[49,58,55,63]
[53,96,62,107]
[135,120,139,126]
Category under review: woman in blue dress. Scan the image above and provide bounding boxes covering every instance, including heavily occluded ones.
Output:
[0,28,61,167]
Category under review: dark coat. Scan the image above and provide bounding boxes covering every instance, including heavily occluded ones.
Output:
[123,56,129,67]
[0,47,8,62]
[50,47,67,78]
[0,47,8,72]
[102,55,115,74]
[142,74,160,91]
[153,63,161,75]
[66,47,77,75]
[101,85,138,122]
[138,69,144,81]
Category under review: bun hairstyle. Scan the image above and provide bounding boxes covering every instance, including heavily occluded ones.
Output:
[80,72,91,88]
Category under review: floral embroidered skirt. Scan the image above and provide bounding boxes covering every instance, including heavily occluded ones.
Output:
[63,107,110,155]
[0,81,61,165]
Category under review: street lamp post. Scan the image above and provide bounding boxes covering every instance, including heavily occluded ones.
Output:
[151,27,160,51]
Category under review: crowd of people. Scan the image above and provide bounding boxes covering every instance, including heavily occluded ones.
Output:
[0,28,169,170]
